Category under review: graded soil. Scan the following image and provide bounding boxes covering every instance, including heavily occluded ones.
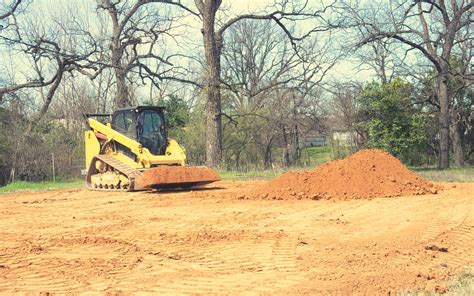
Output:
[247,149,439,200]
[0,180,473,294]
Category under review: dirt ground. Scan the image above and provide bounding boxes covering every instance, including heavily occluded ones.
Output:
[0,180,473,295]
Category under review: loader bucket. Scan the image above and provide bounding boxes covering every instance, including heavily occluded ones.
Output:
[134,166,221,190]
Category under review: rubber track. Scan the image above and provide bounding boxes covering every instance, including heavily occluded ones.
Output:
[88,154,141,192]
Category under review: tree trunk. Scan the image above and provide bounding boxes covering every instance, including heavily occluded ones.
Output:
[115,69,130,107]
[197,0,223,167]
[450,111,464,167]
[111,39,129,108]
[282,125,290,166]
[205,84,222,167]
[110,16,130,108]
[286,104,300,166]
[263,136,274,170]
[282,125,299,167]
[293,123,300,162]
[288,126,299,166]
[437,73,450,169]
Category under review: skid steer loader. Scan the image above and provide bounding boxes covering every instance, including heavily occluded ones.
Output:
[84,106,220,191]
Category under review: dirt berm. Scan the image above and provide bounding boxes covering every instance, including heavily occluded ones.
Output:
[247,149,439,200]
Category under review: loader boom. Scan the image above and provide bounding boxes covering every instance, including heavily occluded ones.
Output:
[85,117,186,170]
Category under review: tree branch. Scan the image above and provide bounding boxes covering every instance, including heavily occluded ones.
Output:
[0,0,22,20]
[359,32,441,72]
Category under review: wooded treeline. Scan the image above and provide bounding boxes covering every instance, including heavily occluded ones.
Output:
[0,0,472,185]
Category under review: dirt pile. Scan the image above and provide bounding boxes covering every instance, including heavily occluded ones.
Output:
[247,149,438,200]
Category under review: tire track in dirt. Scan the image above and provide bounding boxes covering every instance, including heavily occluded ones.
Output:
[378,195,474,275]
[418,188,474,270]
[137,231,303,293]
[0,229,152,293]
[437,220,474,269]
[0,229,303,293]
[0,254,84,293]
[419,214,463,243]
[7,263,83,293]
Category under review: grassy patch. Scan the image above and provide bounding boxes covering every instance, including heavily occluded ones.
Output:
[446,270,474,295]
[301,146,333,165]
[413,166,474,182]
[0,179,84,194]
[399,267,473,295]
[305,146,332,154]
[219,166,315,181]
[218,169,286,181]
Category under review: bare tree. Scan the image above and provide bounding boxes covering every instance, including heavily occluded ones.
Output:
[329,81,365,149]
[219,19,336,168]
[0,9,97,122]
[93,0,337,167]
[222,20,331,110]
[193,0,336,167]
[0,2,103,184]
[351,0,473,168]
[353,38,407,84]
[96,0,199,108]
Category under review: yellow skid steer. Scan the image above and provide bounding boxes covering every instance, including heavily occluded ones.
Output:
[84,106,220,191]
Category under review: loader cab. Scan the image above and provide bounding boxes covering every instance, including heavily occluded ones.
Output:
[112,106,167,155]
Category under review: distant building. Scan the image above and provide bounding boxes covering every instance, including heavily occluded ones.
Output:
[300,130,326,147]
[332,130,352,143]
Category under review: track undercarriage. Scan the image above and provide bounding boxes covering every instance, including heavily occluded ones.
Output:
[86,154,220,191]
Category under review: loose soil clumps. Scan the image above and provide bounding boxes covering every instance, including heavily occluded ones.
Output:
[247,149,438,200]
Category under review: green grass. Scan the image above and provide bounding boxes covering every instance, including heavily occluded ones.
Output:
[413,166,474,182]
[305,146,332,154]
[218,169,288,180]
[0,179,84,194]
[446,270,474,295]
[301,146,333,165]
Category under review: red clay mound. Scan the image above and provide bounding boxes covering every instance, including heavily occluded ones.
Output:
[247,149,438,200]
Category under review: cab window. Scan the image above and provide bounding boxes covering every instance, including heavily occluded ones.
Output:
[139,110,166,155]
[113,111,136,139]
